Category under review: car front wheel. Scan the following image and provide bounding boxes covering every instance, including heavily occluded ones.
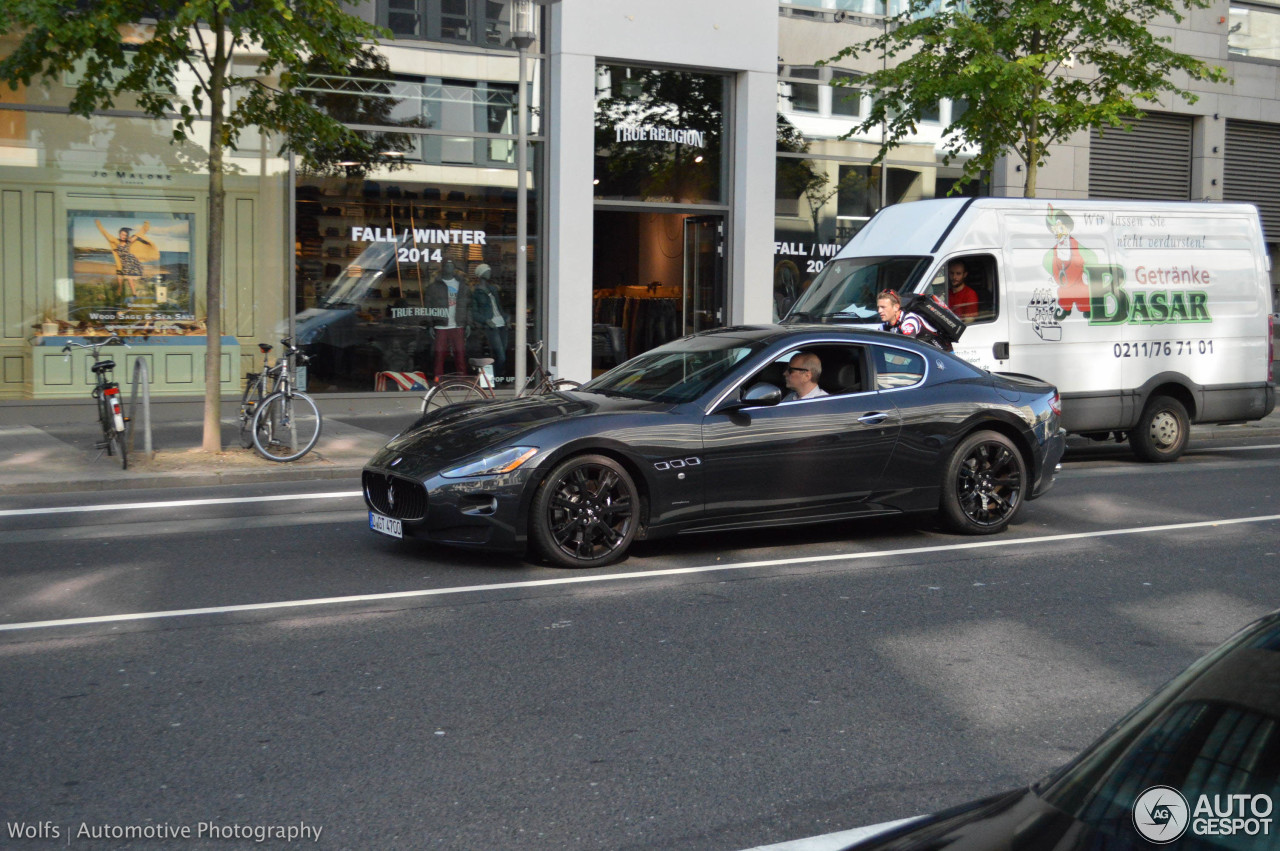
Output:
[940,431,1026,534]
[531,454,639,568]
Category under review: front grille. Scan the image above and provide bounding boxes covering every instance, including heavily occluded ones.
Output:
[363,471,428,521]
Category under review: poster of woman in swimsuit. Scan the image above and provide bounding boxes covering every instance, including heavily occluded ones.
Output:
[68,211,198,335]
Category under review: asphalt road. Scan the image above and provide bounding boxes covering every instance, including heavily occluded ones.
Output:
[1,436,1278,850]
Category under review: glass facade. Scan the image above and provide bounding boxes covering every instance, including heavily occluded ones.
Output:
[292,167,536,391]
[0,14,545,400]
[593,64,729,205]
[591,65,731,376]
[773,63,981,320]
[288,70,543,392]
[0,87,288,398]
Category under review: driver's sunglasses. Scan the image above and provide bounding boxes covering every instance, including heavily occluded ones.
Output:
[785,367,810,374]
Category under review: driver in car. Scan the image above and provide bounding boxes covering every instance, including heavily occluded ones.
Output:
[782,352,828,401]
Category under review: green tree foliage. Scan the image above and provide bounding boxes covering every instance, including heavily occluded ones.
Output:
[825,0,1228,197]
[0,0,389,450]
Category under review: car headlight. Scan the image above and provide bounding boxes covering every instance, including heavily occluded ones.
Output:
[440,446,539,479]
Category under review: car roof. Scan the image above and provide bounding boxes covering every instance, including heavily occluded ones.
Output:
[694,324,925,347]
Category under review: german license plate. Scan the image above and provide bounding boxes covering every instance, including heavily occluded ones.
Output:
[369,511,402,538]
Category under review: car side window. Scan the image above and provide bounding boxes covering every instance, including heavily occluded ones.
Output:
[753,345,871,401]
[872,345,925,389]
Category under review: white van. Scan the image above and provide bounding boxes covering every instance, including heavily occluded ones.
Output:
[784,198,1276,461]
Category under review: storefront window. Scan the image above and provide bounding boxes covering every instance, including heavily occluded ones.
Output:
[300,74,527,168]
[594,64,729,205]
[293,167,537,392]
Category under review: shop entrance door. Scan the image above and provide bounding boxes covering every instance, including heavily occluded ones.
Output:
[591,210,728,375]
[683,215,725,335]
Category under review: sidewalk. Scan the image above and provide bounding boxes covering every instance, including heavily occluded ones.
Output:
[0,395,424,496]
[1,393,1277,497]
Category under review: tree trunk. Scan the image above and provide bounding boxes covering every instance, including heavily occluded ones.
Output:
[1024,158,1038,198]
[202,23,229,452]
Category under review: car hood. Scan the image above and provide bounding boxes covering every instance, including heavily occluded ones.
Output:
[847,787,1080,849]
[370,391,673,470]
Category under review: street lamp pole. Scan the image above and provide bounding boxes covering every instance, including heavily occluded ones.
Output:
[511,0,561,394]
[511,1,536,395]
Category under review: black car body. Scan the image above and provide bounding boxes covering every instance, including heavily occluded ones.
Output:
[363,325,1065,567]
[844,608,1280,850]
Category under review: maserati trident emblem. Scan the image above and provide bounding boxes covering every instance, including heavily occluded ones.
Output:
[385,474,396,511]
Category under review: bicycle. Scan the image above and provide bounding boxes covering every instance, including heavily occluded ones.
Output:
[62,335,130,469]
[238,338,322,462]
[421,340,581,414]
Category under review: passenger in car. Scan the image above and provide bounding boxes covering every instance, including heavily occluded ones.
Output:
[781,352,828,401]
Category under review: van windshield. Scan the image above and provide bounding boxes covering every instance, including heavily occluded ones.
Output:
[318,243,397,309]
[783,256,930,323]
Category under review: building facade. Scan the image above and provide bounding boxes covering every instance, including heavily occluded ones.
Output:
[0,0,1275,405]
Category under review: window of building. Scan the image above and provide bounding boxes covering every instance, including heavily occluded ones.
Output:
[594,64,729,205]
[1229,4,1280,59]
[778,66,865,119]
[378,0,514,48]
[294,173,534,392]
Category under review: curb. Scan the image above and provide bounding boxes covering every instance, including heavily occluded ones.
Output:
[0,464,367,496]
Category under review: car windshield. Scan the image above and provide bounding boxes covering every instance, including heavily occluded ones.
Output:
[580,335,765,403]
[783,256,930,322]
[1037,612,1280,848]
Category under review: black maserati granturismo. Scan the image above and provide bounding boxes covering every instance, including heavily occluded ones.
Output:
[363,325,1065,568]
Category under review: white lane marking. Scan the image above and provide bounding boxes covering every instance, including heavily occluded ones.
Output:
[740,817,921,851]
[1198,444,1280,452]
[0,491,361,518]
[2,513,1278,634]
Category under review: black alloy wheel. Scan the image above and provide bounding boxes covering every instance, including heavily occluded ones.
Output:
[532,454,639,568]
[940,431,1026,534]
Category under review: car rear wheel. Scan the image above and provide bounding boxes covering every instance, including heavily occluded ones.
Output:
[1130,395,1189,463]
[531,454,638,568]
[940,431,1026,534]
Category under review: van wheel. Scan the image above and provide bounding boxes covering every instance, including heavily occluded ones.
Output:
[939,431,1026,535]
[1131,396,1189,463]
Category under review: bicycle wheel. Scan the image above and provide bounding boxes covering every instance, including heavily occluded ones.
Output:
[421,378,487,414]
[110,429,128,470]
[93,391,128,469]
[239,374,265,449]
[252,391,321,462]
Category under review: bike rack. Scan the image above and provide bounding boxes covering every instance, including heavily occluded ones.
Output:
[126,358,154,462]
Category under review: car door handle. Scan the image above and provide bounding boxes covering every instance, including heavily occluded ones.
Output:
[858,412,891,425]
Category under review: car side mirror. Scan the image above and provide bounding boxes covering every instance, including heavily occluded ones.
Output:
[740,382,783,407]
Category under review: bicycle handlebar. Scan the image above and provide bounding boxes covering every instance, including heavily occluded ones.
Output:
[61,335,129,357]
[272,338,310,365]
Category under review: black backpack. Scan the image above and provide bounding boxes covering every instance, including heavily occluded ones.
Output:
[901,293,966,350]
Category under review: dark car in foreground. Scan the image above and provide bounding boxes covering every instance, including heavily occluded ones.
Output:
[363,325,1065,568]
[845,608,1280,850]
